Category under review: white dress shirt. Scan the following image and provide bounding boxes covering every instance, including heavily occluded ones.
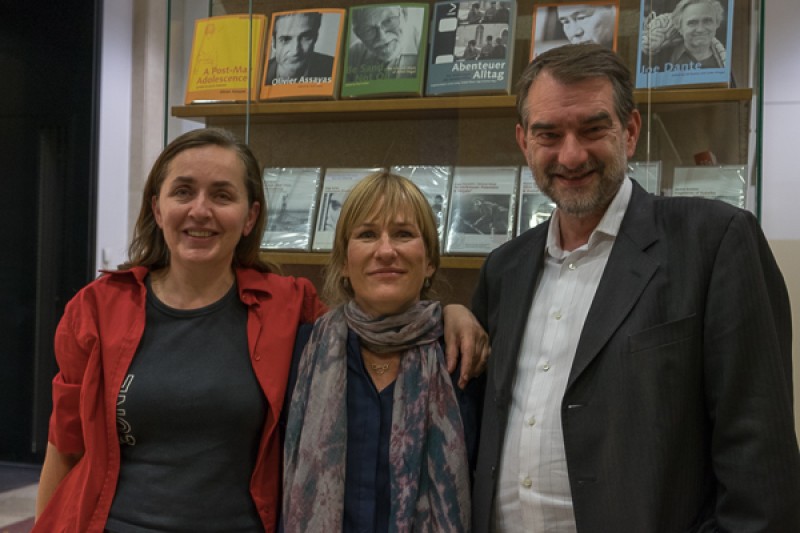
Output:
[494,178,633,533]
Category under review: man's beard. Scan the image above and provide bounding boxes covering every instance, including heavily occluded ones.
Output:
[534,152,627,218]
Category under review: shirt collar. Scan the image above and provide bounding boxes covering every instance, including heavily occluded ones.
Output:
[546,177,633,257]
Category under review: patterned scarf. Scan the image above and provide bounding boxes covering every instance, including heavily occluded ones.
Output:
[283,300,471,533]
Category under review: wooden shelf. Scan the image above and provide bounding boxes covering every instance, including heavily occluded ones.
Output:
[173,88,753,123]
[261,251,485,269]
[174,95,519,123]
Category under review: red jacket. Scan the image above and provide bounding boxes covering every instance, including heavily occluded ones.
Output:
[34,266,326,533]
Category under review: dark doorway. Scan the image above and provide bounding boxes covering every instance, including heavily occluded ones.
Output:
[0,1,100,462]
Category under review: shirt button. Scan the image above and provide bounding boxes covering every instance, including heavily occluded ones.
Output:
[527,416,536,426]
[554,311,562,320]
[521,477,533,488]
[542,362,551,372]
[568,263,577,270]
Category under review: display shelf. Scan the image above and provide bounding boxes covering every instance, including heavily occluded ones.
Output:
[163,0,762,306]
[173,88,753,123]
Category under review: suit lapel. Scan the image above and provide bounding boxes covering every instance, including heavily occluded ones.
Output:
[492,227,548,401]
[568,182,660,389]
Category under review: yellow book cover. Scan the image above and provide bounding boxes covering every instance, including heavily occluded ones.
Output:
[184,14,267,104]
[259,8,346,101]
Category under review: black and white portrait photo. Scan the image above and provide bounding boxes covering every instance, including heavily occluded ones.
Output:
[639,0,729,72]
[265,10,341,86]
[531,1,619,58]
[345,5,426,82]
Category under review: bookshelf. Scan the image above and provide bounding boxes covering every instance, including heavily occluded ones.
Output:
[165,0,763,305]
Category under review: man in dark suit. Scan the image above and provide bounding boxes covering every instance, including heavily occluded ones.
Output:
[265,12,334,85]
[472,43,800,532]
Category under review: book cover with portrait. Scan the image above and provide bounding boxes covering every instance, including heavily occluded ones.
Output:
[341,3,430,98]
[444,166,517,255]
[391,165,453,248]
[260,168,322,251]
[635,0,734,89]
[530,1,619,59]
[260,8,346,101]
[312,167,383,251]
[184,14,267,104]
[425,1,516,96]
[516,167,554,236]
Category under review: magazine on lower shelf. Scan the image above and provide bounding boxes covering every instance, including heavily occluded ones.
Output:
[425,1,516,96]
[517,167,554,236]
[671,165,746,208]
[635,0,734,89]
[444,166,517,255]
[260,168,322,251]
[391,165,453,248]
[312,167,383,251]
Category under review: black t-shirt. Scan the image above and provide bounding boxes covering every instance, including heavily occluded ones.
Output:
[106,280,267,533]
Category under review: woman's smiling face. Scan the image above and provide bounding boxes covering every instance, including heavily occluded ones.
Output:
[343,206,434,317]
[152,145,259,272]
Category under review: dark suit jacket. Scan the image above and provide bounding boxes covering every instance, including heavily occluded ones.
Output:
[471,181,800,532]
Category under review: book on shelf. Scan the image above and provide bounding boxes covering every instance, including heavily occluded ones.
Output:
[184,14,267,104]
[260,168,322,251]
[671,165,746,208]
[444,166,517,255]
[517,167,554,236]
[259,9,346,101]
[635,0,734,89]
[341,4,430,98]
[312,167,383,251]
[390,165,453,248]
[530,1,619,59]
[425,1,516,96]
[628,160,662,195]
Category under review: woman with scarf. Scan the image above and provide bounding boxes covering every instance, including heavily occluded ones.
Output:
[283,172,482,532]
[34,131,486,533]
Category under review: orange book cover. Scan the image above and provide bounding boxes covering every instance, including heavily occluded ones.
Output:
[259,8,346,101]
[184,14,266,104]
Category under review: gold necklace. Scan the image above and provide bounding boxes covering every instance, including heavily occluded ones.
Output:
[369,362,390,375]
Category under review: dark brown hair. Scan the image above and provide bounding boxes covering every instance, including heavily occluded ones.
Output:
[516,43,635,130]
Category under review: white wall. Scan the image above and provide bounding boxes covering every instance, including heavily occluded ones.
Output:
[126,1,169,243]
[762,1,800,239]
[761,0,800,441]
[95,0,133,273]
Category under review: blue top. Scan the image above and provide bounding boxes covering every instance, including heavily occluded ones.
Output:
[283,323,484,533]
